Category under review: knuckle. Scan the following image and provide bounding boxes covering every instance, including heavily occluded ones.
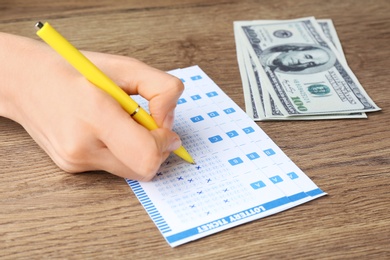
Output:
[169,76,184,94]
[139,171,157,182]
[140,158,161,179]
[53,157,79,173]
[56,141,86,172]
[134,144,162,181]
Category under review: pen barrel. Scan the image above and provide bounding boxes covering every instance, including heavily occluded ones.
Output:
[36,22,140,115]
[36,22,194,164]
[132,108,158,130]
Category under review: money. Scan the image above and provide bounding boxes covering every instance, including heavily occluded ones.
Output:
[234,17,380,120]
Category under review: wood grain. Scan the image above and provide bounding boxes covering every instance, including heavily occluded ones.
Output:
[1,0,389,258]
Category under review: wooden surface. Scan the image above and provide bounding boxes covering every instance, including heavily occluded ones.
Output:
[1,0,389,259]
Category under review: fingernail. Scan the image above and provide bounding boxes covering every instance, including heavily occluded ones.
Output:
[168,137,182,151]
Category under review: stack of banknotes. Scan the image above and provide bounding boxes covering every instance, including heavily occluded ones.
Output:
[234,17,381,120]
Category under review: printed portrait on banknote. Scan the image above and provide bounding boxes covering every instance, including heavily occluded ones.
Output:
[259,43,336,74]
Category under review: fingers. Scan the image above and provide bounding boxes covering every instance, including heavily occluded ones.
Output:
[147,76,183,129]
[94,109,182,180]
[25,96,181,180]
[40,116,182,180]
[101,130,181,181]
[84,52,184,129]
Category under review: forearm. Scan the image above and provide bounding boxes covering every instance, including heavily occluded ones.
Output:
[0,32,15,119]
[0,32,37,122]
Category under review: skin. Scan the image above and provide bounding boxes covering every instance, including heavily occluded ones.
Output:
[273,49,329,70]
[0,32,184,181]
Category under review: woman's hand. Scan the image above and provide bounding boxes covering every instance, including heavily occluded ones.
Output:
[0,32,184,181]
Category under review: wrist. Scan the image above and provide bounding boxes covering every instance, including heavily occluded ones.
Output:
[0,33,18,120]
[0,33,40,123]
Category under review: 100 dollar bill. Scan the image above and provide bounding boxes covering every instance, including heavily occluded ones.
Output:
[235,17,380,117]
[235,19,367,120]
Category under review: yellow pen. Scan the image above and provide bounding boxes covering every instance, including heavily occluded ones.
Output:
[35,21,195,164]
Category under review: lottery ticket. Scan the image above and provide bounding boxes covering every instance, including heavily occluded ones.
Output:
[126,66,326,247]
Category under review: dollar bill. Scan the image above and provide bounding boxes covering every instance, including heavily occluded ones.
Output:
[240,43,366,120]
[234,17,380,120]
[235,18,367,120]
[235,19,367,120]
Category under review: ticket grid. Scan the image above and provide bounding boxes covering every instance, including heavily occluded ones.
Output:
[126,66,326,247]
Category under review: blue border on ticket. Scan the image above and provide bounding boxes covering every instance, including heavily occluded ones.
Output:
[126,179,172,234]
[127,177,325,245]
[165,196,290,243]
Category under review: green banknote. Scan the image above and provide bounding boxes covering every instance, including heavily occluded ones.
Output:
[234,17,380,120]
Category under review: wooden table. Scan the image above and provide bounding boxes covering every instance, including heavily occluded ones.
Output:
[1,0,389,258]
